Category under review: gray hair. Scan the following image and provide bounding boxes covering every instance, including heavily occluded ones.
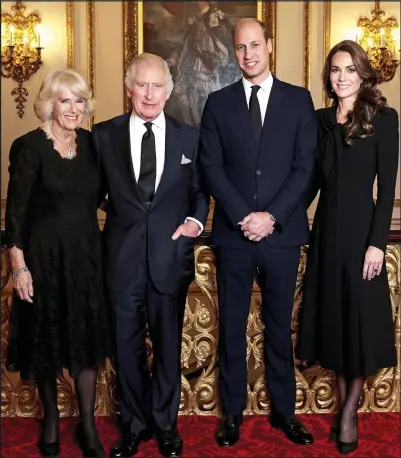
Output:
[34,69,95,122]
[124,53,174,96]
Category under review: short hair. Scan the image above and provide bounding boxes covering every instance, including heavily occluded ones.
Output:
[34,69,95,122]
[234,18,270,43]
[124,53,174,96]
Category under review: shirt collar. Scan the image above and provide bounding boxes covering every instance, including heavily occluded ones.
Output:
[242,72,273,93]
[131,110,166,131]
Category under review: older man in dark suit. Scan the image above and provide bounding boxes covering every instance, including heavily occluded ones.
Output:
[92,53,209,458]
[200,18,317,448]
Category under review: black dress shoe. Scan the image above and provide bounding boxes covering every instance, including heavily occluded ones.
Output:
[271,414,313,445]
[110,433,142,457]
[155,428,183,457]
[76,422,105,457]
[216,415,243,447]
[38,437,60,457]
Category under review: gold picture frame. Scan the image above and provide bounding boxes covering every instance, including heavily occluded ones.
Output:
[122,1,277,114]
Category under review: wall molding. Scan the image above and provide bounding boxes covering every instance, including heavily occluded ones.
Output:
[303,1,311,89]
[87,1,95,128]
[66,1,74,69]
[323,1,331,107]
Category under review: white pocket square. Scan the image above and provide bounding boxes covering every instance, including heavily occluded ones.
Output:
[181,155,191,164]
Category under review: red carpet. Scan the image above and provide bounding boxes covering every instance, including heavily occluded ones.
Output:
[1,413,400,457]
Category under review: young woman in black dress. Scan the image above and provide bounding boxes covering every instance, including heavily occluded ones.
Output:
[297,40,399,454]
[6,69,109,457]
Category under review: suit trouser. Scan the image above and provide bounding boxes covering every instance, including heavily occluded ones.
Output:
[107,251,187,435]
[215,243,300,417]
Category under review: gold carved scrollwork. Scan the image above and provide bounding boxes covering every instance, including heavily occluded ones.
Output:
[1,240,400,416]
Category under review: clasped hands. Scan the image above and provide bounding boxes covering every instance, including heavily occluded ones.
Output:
[240,212,275,242]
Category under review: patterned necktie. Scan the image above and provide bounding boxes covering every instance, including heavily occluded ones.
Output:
[249,85,262,146]
[138,122,156,203]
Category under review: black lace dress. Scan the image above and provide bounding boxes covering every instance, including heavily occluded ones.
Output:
[5,127,109,380]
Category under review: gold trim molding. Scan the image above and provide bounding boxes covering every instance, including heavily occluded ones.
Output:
[87,1,95,129]
[323,1,331,107]
[122,1,277,114]
[303,1,311,89]
[66,1,74,69]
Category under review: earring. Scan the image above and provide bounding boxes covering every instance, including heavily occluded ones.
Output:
[47,113,53,121]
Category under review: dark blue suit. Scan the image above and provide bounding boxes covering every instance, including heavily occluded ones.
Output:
[200,77,317,416]
[93,113,209,435]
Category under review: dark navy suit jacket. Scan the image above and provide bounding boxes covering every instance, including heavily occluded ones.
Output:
[92,113,209,294]
[200,77,317,248]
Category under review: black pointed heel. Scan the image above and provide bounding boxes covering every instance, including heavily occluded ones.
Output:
[76,422,105,457]
[38,437,60,457]
[337,415,358,455]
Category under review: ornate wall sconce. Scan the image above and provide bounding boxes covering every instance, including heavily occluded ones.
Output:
[356,1,400,83]
[1,1,43,118]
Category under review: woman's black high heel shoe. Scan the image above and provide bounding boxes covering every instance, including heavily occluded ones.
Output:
[38,438,60,457]
[337,415,358,455]
[38,417,60,457]
[76,421,105,457]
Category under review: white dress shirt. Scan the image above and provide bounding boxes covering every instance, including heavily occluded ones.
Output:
[129,111,203,233]
[242,72,274,125]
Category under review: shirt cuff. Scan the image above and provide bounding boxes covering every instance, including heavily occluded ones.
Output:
[185,217,204,236]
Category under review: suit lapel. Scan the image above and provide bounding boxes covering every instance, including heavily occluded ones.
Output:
[259,77,285,157]
[111,113,144,206]
[232,80,258,159]
[151,116,183,208]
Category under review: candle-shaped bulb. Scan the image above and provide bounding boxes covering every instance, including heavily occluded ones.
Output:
[9,25,14,46]
[35,25,41,48]
[380,28,385,47]
[355,28,361,44]
[24,35,29,56]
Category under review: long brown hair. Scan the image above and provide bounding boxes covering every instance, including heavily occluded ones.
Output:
[322,40,388,145]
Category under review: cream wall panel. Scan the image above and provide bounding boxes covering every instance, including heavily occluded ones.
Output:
[94,1,124,123]
[309,1,325,109]
[276,1,303,87]
[1,1,67,199]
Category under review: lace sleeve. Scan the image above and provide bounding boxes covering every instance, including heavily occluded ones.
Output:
[5,137,39,250]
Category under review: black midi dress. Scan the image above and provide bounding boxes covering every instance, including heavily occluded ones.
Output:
[296,107,399,377]
[5,128,110,380]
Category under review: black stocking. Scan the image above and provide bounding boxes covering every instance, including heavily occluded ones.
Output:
[339,376,364,443]
[75,368,99,447]
[37,370,59,443]
[336,372,348,410]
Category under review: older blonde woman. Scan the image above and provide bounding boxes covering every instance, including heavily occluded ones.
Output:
[5,69,108,457]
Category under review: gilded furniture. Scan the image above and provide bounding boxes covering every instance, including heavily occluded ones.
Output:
[1,231,400,418]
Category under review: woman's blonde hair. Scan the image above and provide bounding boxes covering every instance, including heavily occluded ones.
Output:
[34,69,95,122]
